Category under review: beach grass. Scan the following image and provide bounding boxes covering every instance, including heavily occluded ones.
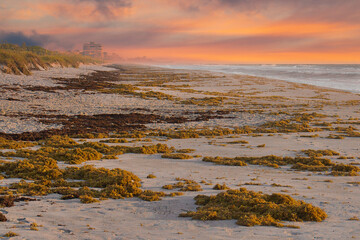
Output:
[0,43,100,75]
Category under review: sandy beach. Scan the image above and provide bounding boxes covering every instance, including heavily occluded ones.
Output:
[0,64,359,240]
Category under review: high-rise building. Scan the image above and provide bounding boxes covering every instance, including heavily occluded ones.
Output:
[82,42,102,58]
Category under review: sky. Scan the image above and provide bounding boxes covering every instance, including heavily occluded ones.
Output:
[1,0,360,63]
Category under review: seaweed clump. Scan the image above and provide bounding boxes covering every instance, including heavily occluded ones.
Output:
[100,138,129,143]
[138,190,166,201]
[202,155,359,175]
[81,142,174,155]
[0,195,36,207]
[0,137,36,149]
[180,188,327,227]
[302,149,340,158]
[258,113,326,133]
[10,180,51,196]
[0,212,7,222]
[0,162,143,200]
[203,156,248,166]
[181,97,226,106]
[80,195,100,204]
[161,153,193,159]
[176,149,195,153]
[1,146,103,164]
[0,136,175,165]
[163,178,202,192]
[63,165,142,198]
[331,164,360,176]
[213,183,230,190]
[41,135,78,148]
[4,231,19,237]
[0,136,186,203]
[0,156,63,180]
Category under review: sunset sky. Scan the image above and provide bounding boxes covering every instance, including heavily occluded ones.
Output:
[1,0,360,63]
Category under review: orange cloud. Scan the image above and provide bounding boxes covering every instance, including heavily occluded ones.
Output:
[2,0,360,63]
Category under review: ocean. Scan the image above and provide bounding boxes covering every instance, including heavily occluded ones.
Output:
[155,64,360,93]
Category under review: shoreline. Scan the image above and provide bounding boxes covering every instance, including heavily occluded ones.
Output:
[152,64,360,94]
[0,64,359,239]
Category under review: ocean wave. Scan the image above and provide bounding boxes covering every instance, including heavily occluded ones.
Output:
[154,64,360,93]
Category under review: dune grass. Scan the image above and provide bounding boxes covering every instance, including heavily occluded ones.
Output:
[0,43,100,75]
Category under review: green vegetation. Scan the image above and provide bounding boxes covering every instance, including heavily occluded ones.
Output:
[0,43,100,75]
[180,188,327,227]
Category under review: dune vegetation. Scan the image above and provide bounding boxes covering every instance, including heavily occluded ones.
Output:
[0,43,100,75]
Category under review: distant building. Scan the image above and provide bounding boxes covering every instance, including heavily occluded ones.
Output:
[82,42,102,58]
